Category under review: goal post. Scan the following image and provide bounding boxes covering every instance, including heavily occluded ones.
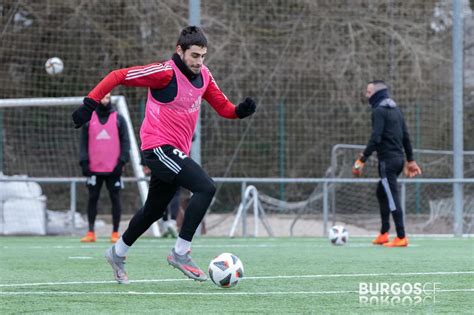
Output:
[113,96,147,203]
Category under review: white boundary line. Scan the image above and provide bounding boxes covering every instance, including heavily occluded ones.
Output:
[1,271,472,288]
[1,243,423,250]
[1,289,473,296]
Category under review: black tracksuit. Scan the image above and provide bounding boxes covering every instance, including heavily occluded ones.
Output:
[360,89,414,238]
[79,104,130,232]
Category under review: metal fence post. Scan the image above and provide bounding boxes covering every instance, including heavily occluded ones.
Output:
[323,182,329,236]
[452,0,464,237]
[70,181,76,235]
[241,181,247,237]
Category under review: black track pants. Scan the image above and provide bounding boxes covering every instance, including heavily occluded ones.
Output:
[122,145,215,245]
[376,157,405,238]
[86,174,123,232]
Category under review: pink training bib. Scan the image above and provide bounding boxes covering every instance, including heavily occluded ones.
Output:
[88,111,120,173]
[140,60,210,155]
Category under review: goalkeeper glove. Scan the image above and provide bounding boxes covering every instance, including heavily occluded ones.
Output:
[112,161,124,177]
[352,158,365,177]
[404,161,422,178]
[72,97,100,128]
[235,97,256,119]
[80,161,91,177]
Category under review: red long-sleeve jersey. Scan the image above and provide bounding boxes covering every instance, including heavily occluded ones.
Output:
[88,62,238,119]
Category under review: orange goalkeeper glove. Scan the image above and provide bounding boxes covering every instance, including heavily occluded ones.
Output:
[352,158,365,177]
[404,161,422,178]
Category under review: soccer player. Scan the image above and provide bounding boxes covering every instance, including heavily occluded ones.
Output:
[79,93,130,243]
[352,80,421,247]
[72,26,256,284]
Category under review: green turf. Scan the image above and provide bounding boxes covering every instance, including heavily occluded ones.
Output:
[1,236,473,314]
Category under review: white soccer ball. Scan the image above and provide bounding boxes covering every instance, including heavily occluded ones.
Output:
[208,253,244,288]
[328,225,349,246]
[45,57,64,75]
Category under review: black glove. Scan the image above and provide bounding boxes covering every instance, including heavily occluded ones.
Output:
[112,161,124,177]
[72,97,100,128]
[235,97,256,119]
[80,161,91,177]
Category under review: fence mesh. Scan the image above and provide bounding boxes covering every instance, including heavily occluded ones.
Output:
[1,0,473,219]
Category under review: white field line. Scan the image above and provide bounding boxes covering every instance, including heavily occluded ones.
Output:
[1,244,281,250]
[1,271,472,288]
[1,243,422,250]
[0,288,473,296]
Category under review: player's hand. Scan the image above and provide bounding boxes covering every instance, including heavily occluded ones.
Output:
[112,161,124,177]
[352,159,365,177]
[235,97,256,119]
[404,161,422,178]
[72,97,99,128]
[142,166,151,175]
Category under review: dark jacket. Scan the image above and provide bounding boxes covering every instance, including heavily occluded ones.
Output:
[79,102,130,168]
[361,89,414,163]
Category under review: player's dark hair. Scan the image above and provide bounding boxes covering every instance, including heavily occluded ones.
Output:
[177,26,208,51]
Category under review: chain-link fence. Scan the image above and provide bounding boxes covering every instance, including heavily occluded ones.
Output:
[1,0,473,216]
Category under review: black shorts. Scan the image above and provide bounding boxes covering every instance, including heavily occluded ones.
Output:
[142,145,191,184]
[86,174,123,191]
[142,145,214,191]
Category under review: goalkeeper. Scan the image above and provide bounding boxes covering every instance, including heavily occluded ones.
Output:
[79,93,130,243]
[72,26,256,284]
[352,80,421,247]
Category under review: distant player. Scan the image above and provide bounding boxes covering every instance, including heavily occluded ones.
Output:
[352,80,421,247]
[79,93,130,243]
[72,26,256,283]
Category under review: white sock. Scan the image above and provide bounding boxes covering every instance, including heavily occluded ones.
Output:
[174,237,191,255]
[114,237,130,257]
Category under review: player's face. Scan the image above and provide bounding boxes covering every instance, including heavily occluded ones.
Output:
[365,84,375,99]
[101,93,111,105]
[179,45,207,74]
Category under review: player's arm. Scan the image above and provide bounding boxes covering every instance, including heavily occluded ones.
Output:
[110,115,131,176]
[117,115,131,164]
[79,123,90,176]
[401,117,414,162]
[203,70,255,119]
[361,108,385,162]
[72,63,173,128]
[401,117,422,177]
[353,109,384,177]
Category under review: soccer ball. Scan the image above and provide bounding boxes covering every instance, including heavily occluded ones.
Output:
[45,57,64,75]
[328,225,349,245]
[208,253,244,288]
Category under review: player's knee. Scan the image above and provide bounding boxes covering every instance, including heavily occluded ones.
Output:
[138,205,161,224]
[194,178,216,196]
[202,179,216,196]
[392,208,403,217]
[88,193,100,202]
[376,185,384,198]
